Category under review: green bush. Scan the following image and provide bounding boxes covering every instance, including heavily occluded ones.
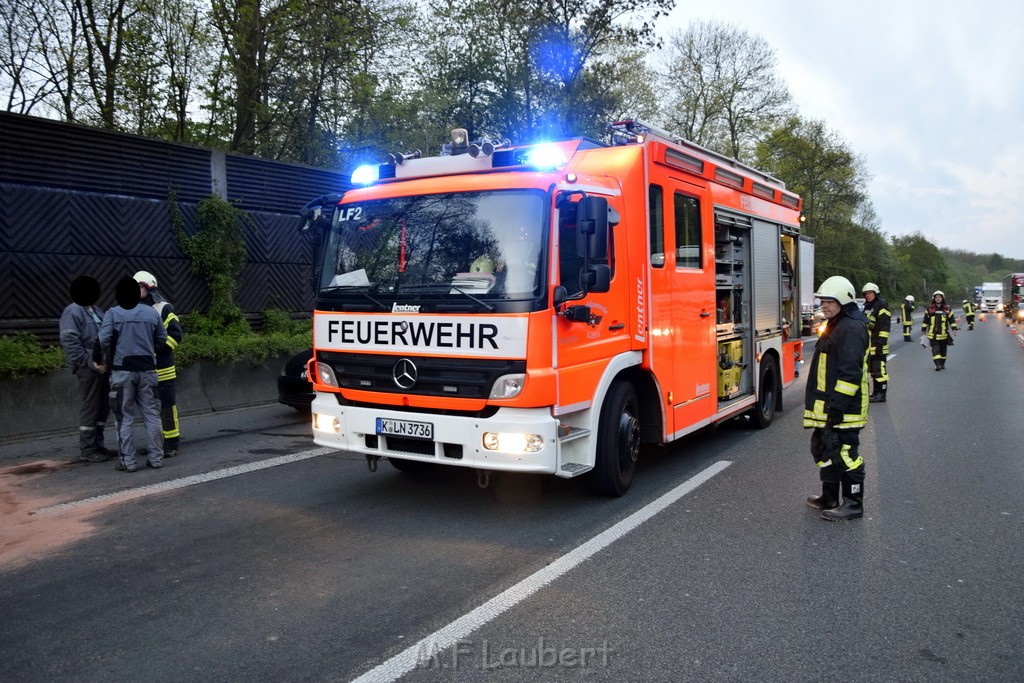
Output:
[262,308,310,336]
[175,329,311,367]
[0,313,312,380]
[0,333,66,380]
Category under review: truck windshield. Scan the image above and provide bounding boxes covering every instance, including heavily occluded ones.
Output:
[319,190,547,307]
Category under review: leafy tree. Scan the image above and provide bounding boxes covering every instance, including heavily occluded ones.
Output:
[892,233,948,300]
[756,116,880,284]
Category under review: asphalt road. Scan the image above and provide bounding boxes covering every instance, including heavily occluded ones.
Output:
[2,313,1022,682]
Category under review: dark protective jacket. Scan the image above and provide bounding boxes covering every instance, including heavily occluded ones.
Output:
[142,291,183,381]
[923,303,957,340]
[863,295,891,355]
[900,300,915,325]
[804,302,870,430]
[59,303,106,373]
[963,302,975,318]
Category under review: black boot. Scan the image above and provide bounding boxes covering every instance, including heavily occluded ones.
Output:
[822,480,863,521]
[869,383,887,403]
[807,481,840,510]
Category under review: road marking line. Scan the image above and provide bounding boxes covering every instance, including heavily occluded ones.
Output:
[30,447,335,517]
[349,460,732,683]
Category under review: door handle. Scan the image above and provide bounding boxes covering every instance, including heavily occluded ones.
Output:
[699,311,712,318]
[609,323,625,330]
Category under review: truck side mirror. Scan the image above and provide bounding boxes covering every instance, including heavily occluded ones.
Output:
[584,264,611,292]
[576,195,609,260]
[298,194,340,235]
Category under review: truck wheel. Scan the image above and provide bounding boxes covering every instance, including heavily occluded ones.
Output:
[589,381,641,496]
[749,356,778,429]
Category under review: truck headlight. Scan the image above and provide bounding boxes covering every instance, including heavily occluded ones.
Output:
[313,413,340,433]
[482,432,544,453]
[489,374,525,399]
[316,362,339,388]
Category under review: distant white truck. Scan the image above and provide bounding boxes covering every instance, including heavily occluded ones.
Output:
[979,281,1003,313]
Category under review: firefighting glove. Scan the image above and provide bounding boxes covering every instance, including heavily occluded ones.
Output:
[821,426,841,455]
[826,407,844,427]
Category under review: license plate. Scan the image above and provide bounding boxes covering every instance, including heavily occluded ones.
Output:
[376,418,434,440]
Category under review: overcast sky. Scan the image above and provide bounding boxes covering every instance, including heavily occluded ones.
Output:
[661,0,1024,260]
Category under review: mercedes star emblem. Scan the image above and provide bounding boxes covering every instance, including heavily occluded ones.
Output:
[392,358,418,389]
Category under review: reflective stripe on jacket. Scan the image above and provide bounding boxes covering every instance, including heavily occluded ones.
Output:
[804,303,870,429]
[150,299,183,380]
[923,304,957,340]
[864,296,891,355]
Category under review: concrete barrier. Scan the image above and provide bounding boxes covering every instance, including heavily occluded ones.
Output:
[0,355,289,443]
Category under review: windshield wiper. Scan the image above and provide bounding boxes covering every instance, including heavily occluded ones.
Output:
[318,285,388,311]
[400,283,496,312]
[446,284,496,312]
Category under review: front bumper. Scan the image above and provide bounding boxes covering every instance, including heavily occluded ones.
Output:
[310,393,560,473]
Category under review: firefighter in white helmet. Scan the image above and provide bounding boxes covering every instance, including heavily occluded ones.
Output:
[861,282,891,402]
[962,299,975,330]
[899,295,916,341]
[804,275,870,521]
[922,290,957,371]
[135,270,184,457]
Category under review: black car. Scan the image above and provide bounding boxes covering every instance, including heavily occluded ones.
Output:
[278,349,314,411]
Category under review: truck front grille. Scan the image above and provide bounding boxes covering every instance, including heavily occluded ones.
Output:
[318,351,525,400]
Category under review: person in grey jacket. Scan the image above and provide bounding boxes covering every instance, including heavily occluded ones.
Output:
[59,275,113,462]
[99,276,167,472]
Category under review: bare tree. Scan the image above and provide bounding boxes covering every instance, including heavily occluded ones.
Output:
[75,0,139,127]
[1,0,88,119]
[1,0,46,113]
[659,21,792,161]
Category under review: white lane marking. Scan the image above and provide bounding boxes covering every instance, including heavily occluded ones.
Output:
[30,447,335,517]
[349,460,732,683]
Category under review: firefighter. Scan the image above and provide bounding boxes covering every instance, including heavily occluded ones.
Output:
[861,282,891,402]
[962,299,975,330]
[900,295,916,341]
[804,275,870,521]
[135,270,184,458]
[922,290,957,370]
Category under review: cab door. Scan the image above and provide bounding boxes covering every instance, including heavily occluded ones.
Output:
[647,171,717,438]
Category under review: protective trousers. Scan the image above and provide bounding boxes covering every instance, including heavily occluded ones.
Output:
[109,370,163,468]
[158,378,180,450]
[811,427,865,488]
[902,320,914,341]
[930,339,949,369]
[868,354,888,386]
[74,366,110,457]
[965,315,975,330]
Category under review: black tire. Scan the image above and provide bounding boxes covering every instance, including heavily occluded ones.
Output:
[749,356,778,429]
[589,381,641,496]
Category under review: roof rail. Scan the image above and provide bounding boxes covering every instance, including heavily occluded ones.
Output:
[608,118,787,190]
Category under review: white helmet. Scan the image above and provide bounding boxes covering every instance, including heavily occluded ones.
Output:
[932,290,944,298]
[134,270,158,289]
[815,275,856,306]
[905,295,915,302]
[862,282,879,294]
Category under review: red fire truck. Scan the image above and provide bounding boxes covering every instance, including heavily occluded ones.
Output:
[301,120,811,495]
